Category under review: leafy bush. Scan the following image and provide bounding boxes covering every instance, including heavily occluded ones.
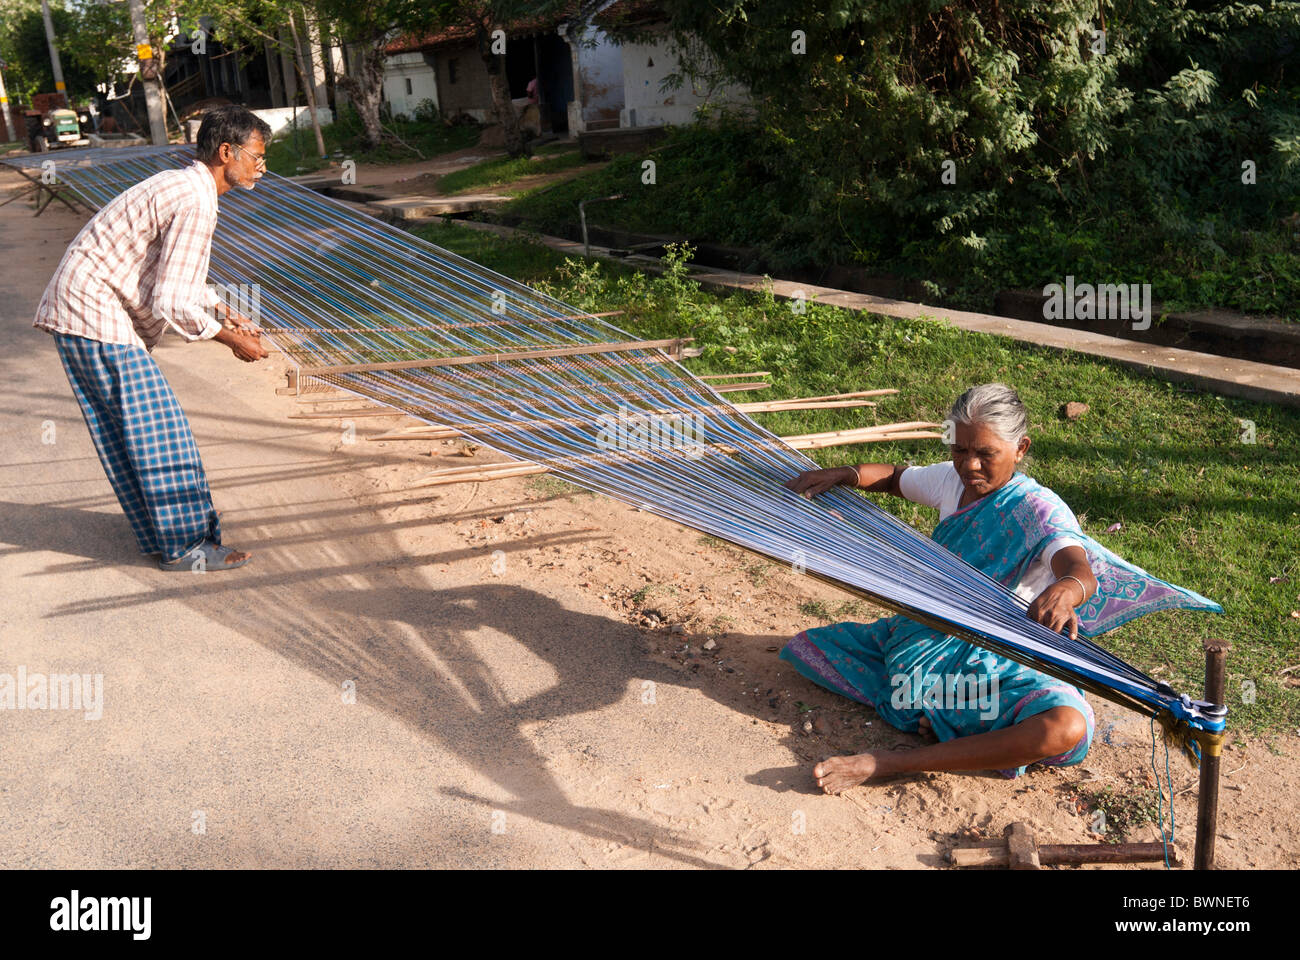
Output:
[413,98,441,124]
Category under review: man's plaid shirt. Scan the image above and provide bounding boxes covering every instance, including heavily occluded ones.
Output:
[33,160,222,351]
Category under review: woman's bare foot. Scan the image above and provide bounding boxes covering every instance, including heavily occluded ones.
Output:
[813,753,880,794]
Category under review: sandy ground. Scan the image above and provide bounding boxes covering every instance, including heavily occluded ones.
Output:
[1,163,1297,870]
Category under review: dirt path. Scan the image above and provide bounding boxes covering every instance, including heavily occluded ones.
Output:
[307,143,602,201]
[1,165,1295,869]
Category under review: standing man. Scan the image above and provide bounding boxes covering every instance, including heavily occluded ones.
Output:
[33,104,272,571]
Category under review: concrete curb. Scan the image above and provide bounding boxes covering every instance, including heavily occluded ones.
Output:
[438,218,1300,409]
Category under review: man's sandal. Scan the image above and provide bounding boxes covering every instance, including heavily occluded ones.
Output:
[159,540,250,572]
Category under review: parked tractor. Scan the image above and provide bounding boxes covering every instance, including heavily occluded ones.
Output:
[24,96,91,152]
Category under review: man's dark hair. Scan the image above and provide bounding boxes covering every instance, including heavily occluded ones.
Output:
[196,105,272,164]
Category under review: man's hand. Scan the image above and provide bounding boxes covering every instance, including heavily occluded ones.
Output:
[784,466,857,498]
[214,325,269,362]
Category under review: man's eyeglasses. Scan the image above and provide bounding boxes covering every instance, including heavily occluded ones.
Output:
[230,142,266,170]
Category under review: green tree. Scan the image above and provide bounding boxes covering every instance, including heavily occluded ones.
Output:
[309,0,430,150]
[631,1,1300,264]
[183,0,332,156]
[1,0,98,102]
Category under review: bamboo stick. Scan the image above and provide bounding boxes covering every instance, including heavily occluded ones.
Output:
[738,399,877,412]
[762,388,899,404]
[263,310,626,335]
[410,424,943,487]
[281,358,769,400]
[365,396,886,441]
[784,421,940,441]
[290,407,406,419]
[298,337,694,376]
[792,430,940,449]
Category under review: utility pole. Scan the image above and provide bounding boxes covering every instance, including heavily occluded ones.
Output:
[127,0,168,145]
[38,0,67,105]
[0,57,11,143]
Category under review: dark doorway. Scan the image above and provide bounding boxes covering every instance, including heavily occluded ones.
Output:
[537,33,573,133]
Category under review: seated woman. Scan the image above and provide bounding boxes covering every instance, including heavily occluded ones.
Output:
[781,382,1220,794]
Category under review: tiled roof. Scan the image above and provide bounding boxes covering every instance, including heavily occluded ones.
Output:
[386,4,587,54]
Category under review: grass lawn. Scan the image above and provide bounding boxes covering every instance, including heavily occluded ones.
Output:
[264,107,481,177]
[436,143,591,196]
[411,221,1300,739]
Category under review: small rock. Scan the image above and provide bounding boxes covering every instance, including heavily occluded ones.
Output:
[802,721,813,734]
[702,638,717,650]
[1060,401,1090,421]
[812,715,831,735]
[669,624,685,635]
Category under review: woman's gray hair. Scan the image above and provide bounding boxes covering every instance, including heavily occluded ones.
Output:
[948,383,1029,443]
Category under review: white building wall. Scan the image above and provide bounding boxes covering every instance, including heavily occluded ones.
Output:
[382,52,439,120]
[564,25,624,134]
[619,33,750,128]
[252,106,334,138]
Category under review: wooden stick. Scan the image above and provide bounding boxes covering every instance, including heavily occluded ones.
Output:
[298,337,694,376]
[764,388,899,404]
[791,430,940,449]
[289,407,406,419]
[277,358,771,398]
[784,421,940,441]
[952,842,1178,868]
[296,395,383,404]
[263,310,626,335]
[409,425,942,487]
[1194,639,1231,871]
[365,397,888,440]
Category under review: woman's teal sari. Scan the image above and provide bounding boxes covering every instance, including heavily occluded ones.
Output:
[780,471,1221,777]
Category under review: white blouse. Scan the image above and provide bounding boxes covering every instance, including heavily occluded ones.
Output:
[898,461,1083,605]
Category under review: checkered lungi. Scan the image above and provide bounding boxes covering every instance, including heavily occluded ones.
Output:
[53,332,222,562]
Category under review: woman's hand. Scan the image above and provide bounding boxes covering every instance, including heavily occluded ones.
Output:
[1027,580,1085,640]
[784,466,856,498]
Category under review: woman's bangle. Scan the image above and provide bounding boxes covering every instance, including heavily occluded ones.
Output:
[1058,574,1090,607]
[841,465,859,488]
